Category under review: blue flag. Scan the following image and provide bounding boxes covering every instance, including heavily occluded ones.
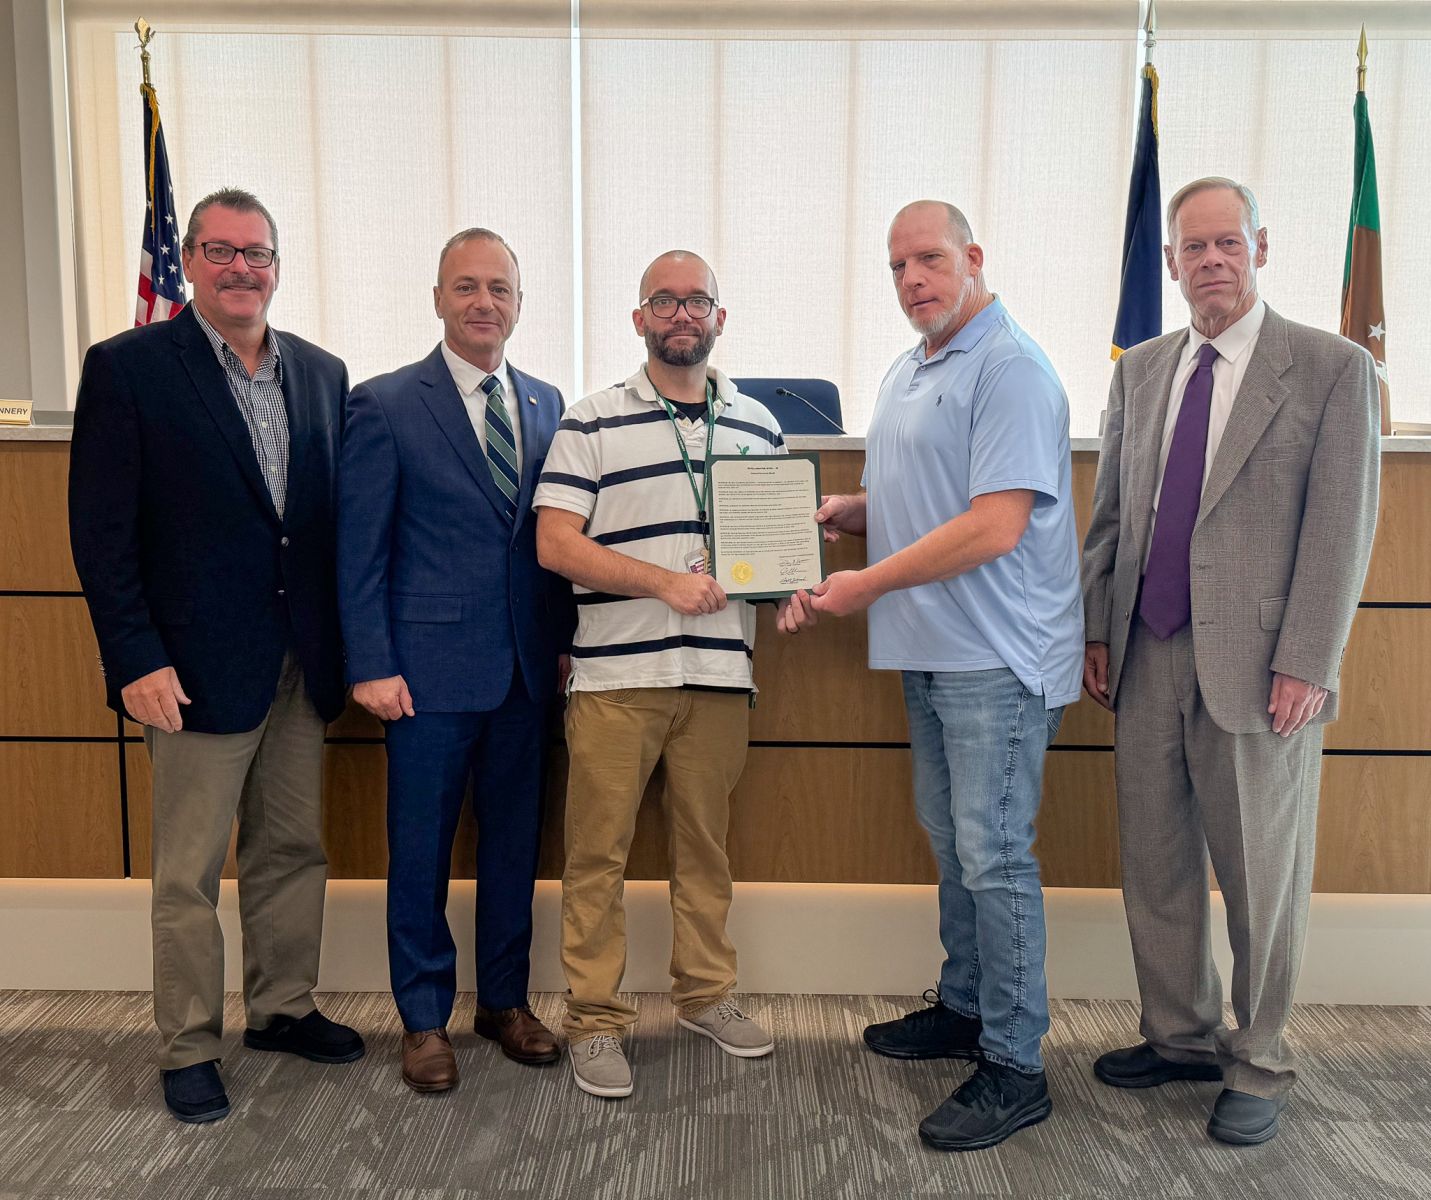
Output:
[135,81,186,326]
[1111,65,1161,360]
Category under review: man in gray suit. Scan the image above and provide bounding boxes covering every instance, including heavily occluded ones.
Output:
[1081,177,1379,1145]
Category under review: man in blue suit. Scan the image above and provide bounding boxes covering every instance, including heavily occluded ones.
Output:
[69,188,363,1125]
[338,228,571,1092]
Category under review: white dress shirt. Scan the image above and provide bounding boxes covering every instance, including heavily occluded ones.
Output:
[1145,298,1266,567]
[440,340,523,472]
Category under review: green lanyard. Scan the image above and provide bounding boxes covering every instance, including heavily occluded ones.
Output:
[652,375,717,545]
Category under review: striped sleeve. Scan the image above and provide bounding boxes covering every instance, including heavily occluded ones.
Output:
[534,417,601,519]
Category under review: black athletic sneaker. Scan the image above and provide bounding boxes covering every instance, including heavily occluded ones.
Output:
[863,989,982,1060]
[919,1059,1052,1152]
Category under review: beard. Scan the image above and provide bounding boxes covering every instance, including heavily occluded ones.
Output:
[647,324,716,367]
[907,303,955,339]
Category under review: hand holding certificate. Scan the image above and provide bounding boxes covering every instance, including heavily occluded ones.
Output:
[707,453,825,598]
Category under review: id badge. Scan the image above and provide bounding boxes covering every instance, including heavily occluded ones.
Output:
[685,548,710,575]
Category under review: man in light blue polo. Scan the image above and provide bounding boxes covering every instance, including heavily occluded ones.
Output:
[813,200,1082,1152]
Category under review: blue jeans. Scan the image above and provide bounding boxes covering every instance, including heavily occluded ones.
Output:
[902,668,1063,1073]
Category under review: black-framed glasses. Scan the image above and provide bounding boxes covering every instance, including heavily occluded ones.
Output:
[199,242,278,268]
[642,294,715,319]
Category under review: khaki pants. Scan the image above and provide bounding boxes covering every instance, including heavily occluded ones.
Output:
[561,688,749,1042]
[146,653,328,1069]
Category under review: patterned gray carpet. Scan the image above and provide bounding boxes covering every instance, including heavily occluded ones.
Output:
[1,991,1429,1199]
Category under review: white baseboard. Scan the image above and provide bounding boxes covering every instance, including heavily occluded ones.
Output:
[2,879,1428,1004]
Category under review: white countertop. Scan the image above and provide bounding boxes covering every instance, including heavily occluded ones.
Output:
[785,434,1431,454]
[6,424,1430,452]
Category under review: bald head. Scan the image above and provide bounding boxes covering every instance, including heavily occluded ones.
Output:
[639,250,719,304]
[889,200,973,249]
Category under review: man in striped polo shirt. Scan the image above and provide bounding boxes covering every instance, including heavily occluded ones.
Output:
[535,250,816,1098]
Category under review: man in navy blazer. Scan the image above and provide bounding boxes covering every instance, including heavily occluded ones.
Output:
[69,189,363,1125]
[338,228,571,1092]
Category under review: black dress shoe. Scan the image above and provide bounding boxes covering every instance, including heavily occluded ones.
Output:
[161,1060,230,1124]
[244,1009,365,1063]
[1093,1042,1223,1089]
[918,1059,1052,1152]
[864,990,982,1060]
[1207,1088,1286,1145]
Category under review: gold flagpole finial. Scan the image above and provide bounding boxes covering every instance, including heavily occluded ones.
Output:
[1143,0,1157,66]
[135,18,154,91]
[1356,23,1368,93]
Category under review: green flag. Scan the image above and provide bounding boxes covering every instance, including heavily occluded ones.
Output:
[1340,90,1389,432]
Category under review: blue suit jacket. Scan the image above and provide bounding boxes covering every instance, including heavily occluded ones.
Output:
[68,303,349,734]
[337,345,573,711]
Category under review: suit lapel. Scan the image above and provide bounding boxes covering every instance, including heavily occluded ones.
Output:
[417,345,512,524]
[278,336,310,527]
[173,308,280,526]
[1196,308,1292,524]
[508,365,542,534]
[1125,330,1187,562]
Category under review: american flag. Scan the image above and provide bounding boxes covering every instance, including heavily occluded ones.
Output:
[135,81,186,326]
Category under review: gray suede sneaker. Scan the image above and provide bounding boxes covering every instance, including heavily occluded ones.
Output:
[678,998,775,1058]
[570,1033,633,1098]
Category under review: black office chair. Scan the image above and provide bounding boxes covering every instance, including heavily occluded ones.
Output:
[731,378,845,435]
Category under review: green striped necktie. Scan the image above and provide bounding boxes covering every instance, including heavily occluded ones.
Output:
[481,373,519,522]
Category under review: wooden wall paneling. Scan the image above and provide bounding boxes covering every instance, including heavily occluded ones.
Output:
[1313,756,1431,894]
[327,700,384,740]
[0,742,123,876]
[1329,608,1431,750]
[726,747,931,884]
[0,596,113,736]
[1037,750,1121,888]
[1363,455,1431,602]
[1,443,81,590]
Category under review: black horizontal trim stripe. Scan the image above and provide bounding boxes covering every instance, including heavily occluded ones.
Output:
[600,459,698,488]
[717,416,784,446]
[571,634,752,660]
[573,591,641,606]
[0,734,124,743]
[595,520,705,546]
[559,411,668,434]
[1358,601,1431,609]
[538,470,598,493]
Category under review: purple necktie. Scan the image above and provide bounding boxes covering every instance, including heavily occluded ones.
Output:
[1139,341,1219,640]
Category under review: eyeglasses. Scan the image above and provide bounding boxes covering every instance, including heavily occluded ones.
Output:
[199,242,278,268]
[642,294,716,320]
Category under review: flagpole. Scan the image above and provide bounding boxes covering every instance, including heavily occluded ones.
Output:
[1356,22,1367,93]
[135,17,153,91]
[1144,0,1157,67]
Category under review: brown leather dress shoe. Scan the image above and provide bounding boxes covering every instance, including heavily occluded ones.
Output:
[474,1005,560,1065]
[401,1028,458,1093]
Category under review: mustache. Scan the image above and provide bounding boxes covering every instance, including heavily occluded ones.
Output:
[216,275,260,290]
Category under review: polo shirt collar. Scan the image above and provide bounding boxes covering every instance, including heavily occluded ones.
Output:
[628,364,735,415]
[913,296,1006,366]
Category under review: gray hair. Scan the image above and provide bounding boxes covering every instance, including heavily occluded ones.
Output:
[1166,176,1262,238]
[437,228,521,287]
[182,188,278,254]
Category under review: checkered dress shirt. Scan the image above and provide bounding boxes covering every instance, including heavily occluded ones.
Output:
[191,305,290,517]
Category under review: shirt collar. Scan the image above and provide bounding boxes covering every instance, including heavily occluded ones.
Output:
[1188,297,1266,365]
[627,364,735,414]
[441,340,506,398]
[191,303,282,382]
[912,297,1005,366]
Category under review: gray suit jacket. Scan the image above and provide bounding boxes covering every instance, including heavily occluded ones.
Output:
[1081,306,1380,733]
